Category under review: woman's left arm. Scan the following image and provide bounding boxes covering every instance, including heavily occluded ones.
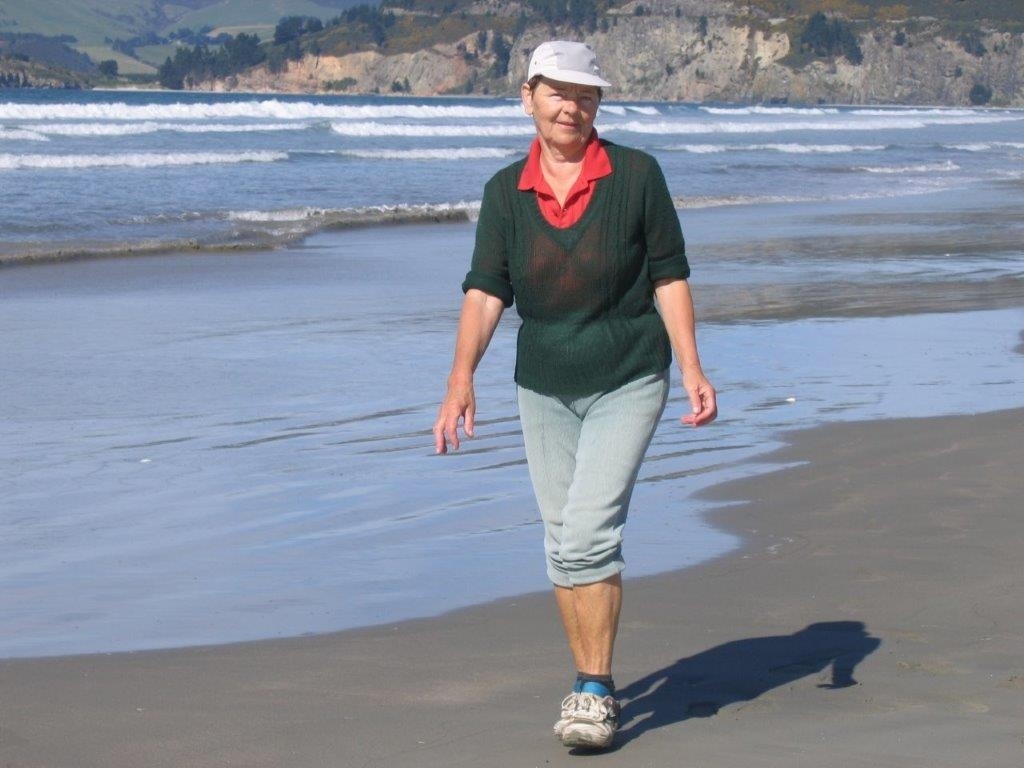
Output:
[653,278,718,427]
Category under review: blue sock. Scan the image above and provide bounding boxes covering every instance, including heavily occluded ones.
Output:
[577,673,614,698]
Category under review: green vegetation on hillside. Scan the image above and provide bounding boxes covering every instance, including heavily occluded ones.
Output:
[3,0,1023,93]
[163,0,354,39]
[315,4,518,56]
[157,32,264,88]
[745,1,1024,25]
[785,11,864,66]
[154,5,520,88]
[0,32,94,71]
[0,0,150,48]
[0,50,89,87]
[0,0,369,73]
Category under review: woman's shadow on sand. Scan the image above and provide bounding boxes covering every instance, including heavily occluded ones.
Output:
[615,621,881,745]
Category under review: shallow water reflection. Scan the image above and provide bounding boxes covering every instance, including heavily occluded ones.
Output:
[2,209,1022,658]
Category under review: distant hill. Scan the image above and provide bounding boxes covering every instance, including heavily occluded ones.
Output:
[0,0,368,74]
[164,0,1022,106]
[2,0,1023,104]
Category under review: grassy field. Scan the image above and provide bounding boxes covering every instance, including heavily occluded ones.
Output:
[164,0,353,39]
[0,0,366,64]
[0,0,148,46]
[76,45,158,74]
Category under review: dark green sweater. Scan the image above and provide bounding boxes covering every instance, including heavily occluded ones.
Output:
[463,141,689,397]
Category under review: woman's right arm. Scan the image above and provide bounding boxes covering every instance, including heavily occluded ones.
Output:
[433,288,506,454]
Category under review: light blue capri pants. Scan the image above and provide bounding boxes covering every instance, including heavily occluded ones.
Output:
[517,370,669,588]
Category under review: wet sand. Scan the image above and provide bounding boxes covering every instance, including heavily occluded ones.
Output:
[2,406,1021,767]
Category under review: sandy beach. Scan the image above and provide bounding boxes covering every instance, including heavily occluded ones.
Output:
[2,405,1021,767]
[4,88,1023,767]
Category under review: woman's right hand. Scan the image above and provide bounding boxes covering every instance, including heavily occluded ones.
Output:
[433,378,476,454]
[433,289,505,455]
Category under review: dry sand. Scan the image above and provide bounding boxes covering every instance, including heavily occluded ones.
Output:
[2,408,1022,767]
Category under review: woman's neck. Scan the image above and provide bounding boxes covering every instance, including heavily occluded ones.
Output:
[537,133,590,201]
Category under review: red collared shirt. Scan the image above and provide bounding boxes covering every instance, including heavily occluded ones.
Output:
[517,132,613,228]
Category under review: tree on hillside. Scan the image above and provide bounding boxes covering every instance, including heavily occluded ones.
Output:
[330,5,396,48]
[274,16,325,60]
[274,16,324,46]
[220,33,264,72]
[799,12,864,65]
[969,83,992,105]
[490,33,512,78]
[157,32,266,89]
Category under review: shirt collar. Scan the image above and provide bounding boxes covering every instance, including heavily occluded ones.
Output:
[518,131,612,192]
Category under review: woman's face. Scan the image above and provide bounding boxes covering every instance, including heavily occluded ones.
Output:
[521,78,601,156]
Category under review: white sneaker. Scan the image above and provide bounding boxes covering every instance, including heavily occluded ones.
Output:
[560,692,620,749]
[553,692,578,739]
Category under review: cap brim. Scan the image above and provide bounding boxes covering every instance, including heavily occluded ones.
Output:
[532,69,612,88]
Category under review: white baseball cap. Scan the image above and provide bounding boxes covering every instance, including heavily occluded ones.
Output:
[527,41,612,88]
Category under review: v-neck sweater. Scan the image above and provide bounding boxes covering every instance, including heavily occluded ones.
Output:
[517,132,612,228]
[463,140,690,397]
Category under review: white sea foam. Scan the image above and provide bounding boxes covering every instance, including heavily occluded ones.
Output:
[601,105,660,117]
[701,105,840,116]
[0,128,49,141]
[667,144,728,153]
[945,141,1024,152]
[947,142,994,152]
[856,160,960,174]
[606,111,1021,135]
[605,119,892,135]
[675,193,811,208]
[850,107,983,117]
[675,181,953,209]
[228,207,330,222]
[0,100,523,122]
[329,121,534,137]
[30,122,311,137]
[337,147,518,161]
[227,201,481,225]
[0,151,288,171]
[626,105,661,115]
[665,142,886,154]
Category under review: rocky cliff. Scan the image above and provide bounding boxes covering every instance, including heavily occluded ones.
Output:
[202,1,1024,106]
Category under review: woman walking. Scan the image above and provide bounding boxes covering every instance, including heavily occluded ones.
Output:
[433,40,717,750]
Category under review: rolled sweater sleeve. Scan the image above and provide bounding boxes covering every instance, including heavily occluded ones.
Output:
[643,157,690,283]
[462,171,516,307]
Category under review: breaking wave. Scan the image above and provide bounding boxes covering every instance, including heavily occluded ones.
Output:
[701,105,841,116]
[336,147,518,160]
[0,128,49,142]
[856,160,961,174]
[26,122,312,137]
[0,151,288,171]
[664,142,887,154]
[0,100,523,122]
[605,113,1022,135]
[330,121,534,137]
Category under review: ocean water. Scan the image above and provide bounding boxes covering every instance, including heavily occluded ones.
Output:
[1,89,1023,658]
[2,89,1024,259]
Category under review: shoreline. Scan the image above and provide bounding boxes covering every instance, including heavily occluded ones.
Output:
[2,230,1023,659]
[2,407,1022,766]
[0,205,476,268]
